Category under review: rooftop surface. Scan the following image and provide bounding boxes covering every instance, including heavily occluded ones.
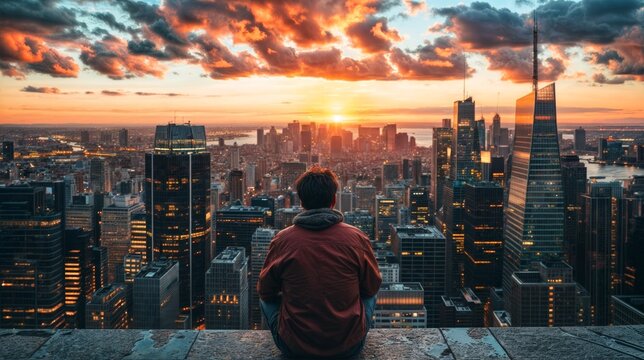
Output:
[2,326,643,359]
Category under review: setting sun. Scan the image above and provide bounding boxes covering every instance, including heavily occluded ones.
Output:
[332,114,345,123]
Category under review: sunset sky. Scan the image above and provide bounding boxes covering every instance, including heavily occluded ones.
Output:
[0,0,642,127]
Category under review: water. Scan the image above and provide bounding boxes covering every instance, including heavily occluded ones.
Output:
[579,156,644,181]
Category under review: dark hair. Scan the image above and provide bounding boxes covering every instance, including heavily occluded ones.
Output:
[295,166,339,209]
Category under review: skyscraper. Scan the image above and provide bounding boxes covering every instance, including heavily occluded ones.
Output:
[489,113,501,153]
[382,163,399,186]
[145,123,211,327]
[503,83,563,297]
[391,225,446,327]
[90,157,109,193]
[215,204,269,256]
[373,283,427,328]
[2,141,14,161]
[133,260,180,329]
[118,128,128,147]
[560,155,587,270]
[280,162,306,190]
[409,187,430,225]
[85,284,128,329]
[101,195,144,283]
[344,210,375,239]
[355,185,377,215]
[431,127,452,214]
[451,97,481,181]
[375,197,398,242]
[256,128,264,148]
[205,247,249,329]
[439,288,484,327]
[63,228,93,328]
[230,143,240,169]
[574,126,586,152]
[228,169,244,203]
[463,182,504,301]
[250,228,278,329]
[476,117,486,152]
[0,185,66,329]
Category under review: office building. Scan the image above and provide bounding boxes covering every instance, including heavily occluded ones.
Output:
[85,284,128,329]
[373,283,426,328]
[101,195,144,283]
[63,228,93,328]
[145,123,211,327]
[476,118,486,151]
[391,225,446,327]
[2,141,14,161]
[118,128,128,147]
[508,261,589,327]
[275,206,302,229]
[0,185,65,329]
[463,182,504,301]
[228,169,244,203]
[612,296,644,325]
[250,195,275,227]
[133,260,180,329]
[439,288,484,327]
[451,97,481,181]
[489,156,505,187]
[504,83,564,297]
[129,212,147,264]
[280,162,306,190]
[431,127,452,214]
[382,163,399,186]
[574,127,585,151]
[215,204,269,256]
[230,143,240,169]
[375,197,398,242]
[489,113,501,153]
[409,187,430,225]
[560,155,587,269]
[80,130,90,145]
[123,254,143,284]
[288,120,301,152]
[355,185,377,214]
[344,210,375,239]
[250,228,278,329]
[205,247,249,329]
[66,194,97,242]
[379,263,400,283]
[580,181,625,325]
[90,157,109,193]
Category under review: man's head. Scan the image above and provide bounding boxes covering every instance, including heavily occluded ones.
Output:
[295,166,339,210]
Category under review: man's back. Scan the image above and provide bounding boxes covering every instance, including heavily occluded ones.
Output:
[258,218,381,357]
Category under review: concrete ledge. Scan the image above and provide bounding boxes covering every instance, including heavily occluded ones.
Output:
[1,326,643,360]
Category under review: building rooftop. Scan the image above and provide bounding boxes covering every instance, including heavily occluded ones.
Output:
[135,260,176,279]
[3,327,642,359]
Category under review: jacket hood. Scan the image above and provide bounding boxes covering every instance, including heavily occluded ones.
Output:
[293,208,344,231]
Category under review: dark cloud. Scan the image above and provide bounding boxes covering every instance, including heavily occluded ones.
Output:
[0,60,26,79]
[515,0,533,7]
[190,34,260,79]
[390,36,472,80]
[135,91,183,96]
[483,46,566,83]
[0,32,78,77]
[21,85,61,94]
[102,90,124,96]
[404,0,427,15]
[94,12,128,33]
[26,48,78,77]
[346,17,402,53]
[81,37,163,79]
[0,0,81,35]
[592,73,636,85]
[588,28,644,79]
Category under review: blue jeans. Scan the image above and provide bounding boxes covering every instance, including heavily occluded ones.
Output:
[260,296,377,359]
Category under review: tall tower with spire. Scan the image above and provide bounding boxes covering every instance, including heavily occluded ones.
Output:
[502,12,564,297]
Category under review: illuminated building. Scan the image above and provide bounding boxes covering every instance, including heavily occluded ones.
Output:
[431,127,452,214]
[439,288,483,327]
[92,246,108,291]
[0,185,65,329]
[344,210,375,239]
[133,260,180,329]
[489,113,501,153]
[85,284,128,329]
[145,123,211,327]
[382,124,397,152]
[560,155,587,270]
[489,156,505,187]
[64,228,93,328]
[391,225,446,327]
[250,228,278,329]
[503,83,564,298]
[441,180,465,295]
[451,97,481,181]
[508,261,589,327]
[464,182,503,301]
[205,247,249,329]
[598,138,623,164]
[129,212,147,264]
[373,283,426,328]
[123,254,143,284]
[379,263,400,283]
[476,118,486,151]
[580,181,625,325]
[375,197,398,242]
[412,157,422,186]
[395,132,408,152]
[65,194,97,242]
[215,204,269,257]
[228,169,244,203]
[355,185,377,215]
[101,195,144,283]
[409,187,430,225]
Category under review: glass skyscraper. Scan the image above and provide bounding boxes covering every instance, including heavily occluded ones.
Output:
[503,83,564,296]
[145,123,211,328]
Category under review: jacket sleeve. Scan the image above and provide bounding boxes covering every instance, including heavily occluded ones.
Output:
[257,239,282,302]
[359,235,382,298]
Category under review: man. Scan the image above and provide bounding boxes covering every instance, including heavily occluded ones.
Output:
[258,166,382,358]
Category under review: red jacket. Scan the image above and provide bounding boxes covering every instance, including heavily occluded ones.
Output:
[258,220,382,357]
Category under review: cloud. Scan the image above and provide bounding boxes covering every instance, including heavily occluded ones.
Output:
[21,85,61,94]
[93,12,129,33]
[102,90,124,96]
[0,32,78,77]
[346,17,402,53]
[592,73,636,85]
[404,0,427,15]
[390,36,472,80]
[587,27,644,80]
[134,91,183,96]
[80,36,164,79]
[483,46,566,83]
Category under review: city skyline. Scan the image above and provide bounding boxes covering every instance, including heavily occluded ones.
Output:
[0,0,642,126]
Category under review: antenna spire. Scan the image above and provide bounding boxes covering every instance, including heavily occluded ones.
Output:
[463,54,466,99]
[532,10,538,93]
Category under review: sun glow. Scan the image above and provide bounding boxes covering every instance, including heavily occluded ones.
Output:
[332,114,344,123]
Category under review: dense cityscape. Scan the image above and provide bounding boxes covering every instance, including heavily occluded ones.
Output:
[0,2,643,356]
[1,80,643,330]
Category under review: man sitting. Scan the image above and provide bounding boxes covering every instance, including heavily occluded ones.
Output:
[258,166,382,358]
